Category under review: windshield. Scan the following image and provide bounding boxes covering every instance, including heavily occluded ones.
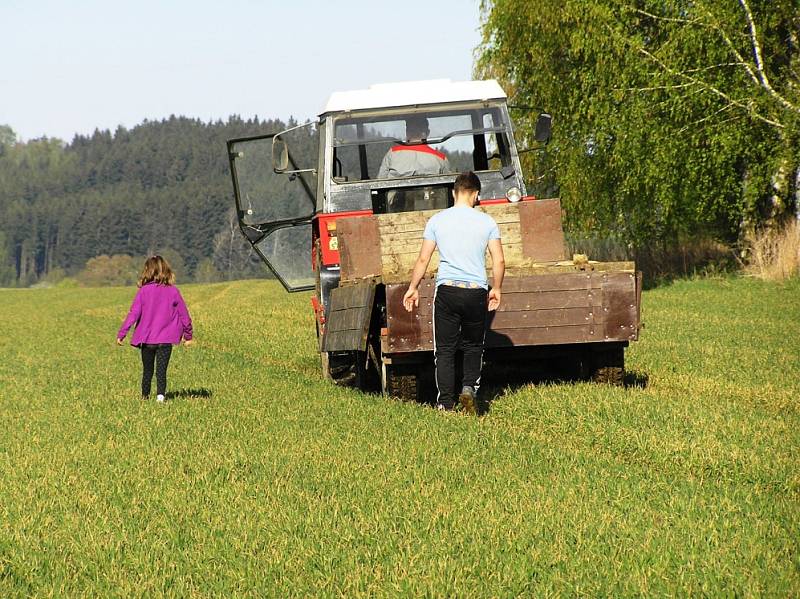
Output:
[331,103,511,182]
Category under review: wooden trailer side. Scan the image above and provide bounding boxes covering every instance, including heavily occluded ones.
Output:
[333,199,641,355]
[383,271,639,353]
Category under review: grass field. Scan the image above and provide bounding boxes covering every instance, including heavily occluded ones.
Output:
[1,276,798,596]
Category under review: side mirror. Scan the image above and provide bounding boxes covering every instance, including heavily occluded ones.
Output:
[272,136,289,173]
[534,113,552,143]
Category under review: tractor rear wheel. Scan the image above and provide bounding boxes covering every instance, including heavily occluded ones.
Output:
[323,351,372,388]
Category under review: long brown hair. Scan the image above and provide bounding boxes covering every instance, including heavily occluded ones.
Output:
[138,255,175,287]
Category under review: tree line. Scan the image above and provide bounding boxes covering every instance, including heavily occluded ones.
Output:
[0,116,304,287]
[4,0,798,289]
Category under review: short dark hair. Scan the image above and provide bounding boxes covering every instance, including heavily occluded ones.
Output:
[405,116,429,137]
[453,171,481,195]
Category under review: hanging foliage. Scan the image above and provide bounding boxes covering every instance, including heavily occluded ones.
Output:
[477,0,799,250]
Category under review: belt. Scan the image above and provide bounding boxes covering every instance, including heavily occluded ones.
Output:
[440,279,484,289]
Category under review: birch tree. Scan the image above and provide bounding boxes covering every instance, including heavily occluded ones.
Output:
[477,0,799,248]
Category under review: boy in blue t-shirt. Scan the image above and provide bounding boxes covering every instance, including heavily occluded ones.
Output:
[402,171,505,413]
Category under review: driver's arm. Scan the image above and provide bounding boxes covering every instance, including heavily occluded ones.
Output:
[377,151,392,179]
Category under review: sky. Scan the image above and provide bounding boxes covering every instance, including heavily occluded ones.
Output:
[0,0,483,142]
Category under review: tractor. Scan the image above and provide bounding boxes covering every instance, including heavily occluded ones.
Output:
[227,79,641,401]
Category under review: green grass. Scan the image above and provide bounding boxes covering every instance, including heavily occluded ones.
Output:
[0,276,798,596]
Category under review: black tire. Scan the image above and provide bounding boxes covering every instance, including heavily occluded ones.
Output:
[590,346,625,386]
[323,351,371,388]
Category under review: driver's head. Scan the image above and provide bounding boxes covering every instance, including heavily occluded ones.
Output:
[405,116,430,141]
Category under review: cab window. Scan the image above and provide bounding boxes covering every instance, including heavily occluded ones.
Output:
[331,105,510,182]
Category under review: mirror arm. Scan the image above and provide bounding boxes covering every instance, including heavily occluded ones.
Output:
[276,168,317,175]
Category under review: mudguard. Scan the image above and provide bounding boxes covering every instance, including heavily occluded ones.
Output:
[321,281,376,352]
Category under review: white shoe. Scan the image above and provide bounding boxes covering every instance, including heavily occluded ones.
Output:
[156,394,165,403]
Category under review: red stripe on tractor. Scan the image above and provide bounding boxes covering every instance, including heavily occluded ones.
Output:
[390,144,447,161]
[478,195,537,205]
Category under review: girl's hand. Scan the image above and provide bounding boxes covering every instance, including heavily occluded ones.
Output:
[116,338,124,346]
[184,339,195,348]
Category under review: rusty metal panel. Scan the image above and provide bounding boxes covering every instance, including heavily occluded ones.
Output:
[490,307,595,329]
[519,199,566,262]
[503,272,601,293]
[383,271,639,353]
[337,215,382,282]
[396,287,602,316]
[635,270,643,340]
[601,272,639,342]
[497,289,602,311]
[486,273,602,346]
[485,325,604,347]
[322,281,376,352]
[385,279,435,352]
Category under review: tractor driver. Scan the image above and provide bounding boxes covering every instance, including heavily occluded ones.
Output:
[377,116,452,179]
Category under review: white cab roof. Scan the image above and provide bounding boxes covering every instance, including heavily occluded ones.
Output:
[320,79,507,115]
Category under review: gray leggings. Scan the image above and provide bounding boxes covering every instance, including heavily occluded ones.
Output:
[140,343,172,397]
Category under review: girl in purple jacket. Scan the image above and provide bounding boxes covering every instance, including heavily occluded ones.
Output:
[117,255,194,402]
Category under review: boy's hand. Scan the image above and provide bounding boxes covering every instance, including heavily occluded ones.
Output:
[116,338,124,346]
[403,287,419,312]
[488,288,502,311]
[184,339,195,348]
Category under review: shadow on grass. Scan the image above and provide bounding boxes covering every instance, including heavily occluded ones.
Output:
[624,370,649,389]
[474,365,649,416]
[165,388,213,400]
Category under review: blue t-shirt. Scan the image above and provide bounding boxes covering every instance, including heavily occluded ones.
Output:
[423,206,501,289]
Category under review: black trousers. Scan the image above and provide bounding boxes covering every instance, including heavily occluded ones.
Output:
[433,285,488,407]
[140,343,172,397]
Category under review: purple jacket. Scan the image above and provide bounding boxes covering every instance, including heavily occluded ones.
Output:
[118,282,193,346]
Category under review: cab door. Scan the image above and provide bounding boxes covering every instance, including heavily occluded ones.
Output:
[227,125,318,292]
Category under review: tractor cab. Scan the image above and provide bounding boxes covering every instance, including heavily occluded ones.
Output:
[227,79,549,294]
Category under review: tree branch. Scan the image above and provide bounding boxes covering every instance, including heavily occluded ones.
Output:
[682,62,751,75]
[696,4,761,88]
[614,82,698,92]
[627,6,702,25]
[677,103,735,134]
[738,0,800,114]
[638,47,785,129]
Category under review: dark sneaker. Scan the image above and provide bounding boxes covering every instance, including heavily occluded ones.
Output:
[435,402,455,412]
[458,386,477,415]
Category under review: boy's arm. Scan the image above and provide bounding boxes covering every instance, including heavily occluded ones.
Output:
[487,238,505,311]
[402,239,437,311]
[117,290,142,341]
